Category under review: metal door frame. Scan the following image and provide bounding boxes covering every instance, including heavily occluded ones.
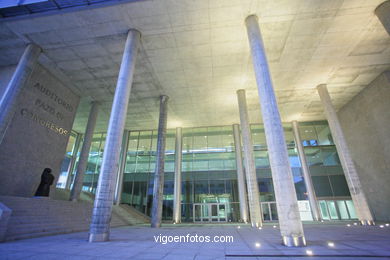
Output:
[193,203,227,223]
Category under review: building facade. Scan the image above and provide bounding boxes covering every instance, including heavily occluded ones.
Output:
[59,120,356,223]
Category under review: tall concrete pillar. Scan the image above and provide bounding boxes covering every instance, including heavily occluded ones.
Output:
[173,127,182,224]
[375,1,390,35]
[317,84,374,225]
[65,133,82,190]
[89,29,140,242]
[232,124,249,223]
[151,95,169,228]
[292,121,321,221]
[245,15,305,247]
[70,102,99,201]
[236,90,262,228]
[0,44,41,144]
[114,130,130,205]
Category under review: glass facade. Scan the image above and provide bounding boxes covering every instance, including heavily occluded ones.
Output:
[60,121,355,222]
[56,131,80,188]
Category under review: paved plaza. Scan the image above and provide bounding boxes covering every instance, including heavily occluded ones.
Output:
[0,223,389,260]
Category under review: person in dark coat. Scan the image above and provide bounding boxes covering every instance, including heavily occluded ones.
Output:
[34,168,54,197]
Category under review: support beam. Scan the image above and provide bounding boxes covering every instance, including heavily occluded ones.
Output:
[317,84,374,225]
[0,44,41,144]
[236,90,262,228]
[70,101,99,201]
[151,95,169,228]
[173,127,182,224]
[245,15,305,247]
[89,29,140,242]
[114,130,130,205]
[375,1,390,35]
[292,121,321,221]
[233,124,249,223]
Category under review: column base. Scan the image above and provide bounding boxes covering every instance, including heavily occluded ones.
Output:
[251,222,262,228]
[89,232,109,242]
[151,223,161,228]
[360,220,375,226]
[282,235,306,247]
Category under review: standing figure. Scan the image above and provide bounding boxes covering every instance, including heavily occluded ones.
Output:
[34,168,54,197]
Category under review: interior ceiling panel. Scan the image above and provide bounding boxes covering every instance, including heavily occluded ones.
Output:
[0,0,389,132]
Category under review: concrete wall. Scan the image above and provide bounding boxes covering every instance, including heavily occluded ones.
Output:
[0,64,80,197]
[338,71,390,222]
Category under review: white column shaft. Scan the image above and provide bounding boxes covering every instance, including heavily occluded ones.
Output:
[0,44,41,143]
[173,127,182,223]
[151,95,169,228]
[114,130,130,205]
[292,121,321,221]
[89,30,140,242]
[70,102,99,201]
[233,124,249,223]
[317,84,374,225]
[236,90,262,227]
[245,15,305,246]
[375,1,390,35]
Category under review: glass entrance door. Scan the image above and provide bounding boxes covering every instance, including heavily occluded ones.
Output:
[193,203,227,222]
[319,199,357,220]
[261,202,278,221]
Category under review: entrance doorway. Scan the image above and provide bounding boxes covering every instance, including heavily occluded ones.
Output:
[261,202,278,221]
[193,203,227,222]
[318,199,357,220]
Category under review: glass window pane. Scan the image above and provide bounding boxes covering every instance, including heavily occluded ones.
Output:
[327,201,339,220]
[316,124,334,145]
[346,200,358,219]
[319,200,330,220]
[337,200,350,220]
[329,175,350,196]
[312,176,333,197]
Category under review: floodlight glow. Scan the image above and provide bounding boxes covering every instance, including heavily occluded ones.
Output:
[306,250,313,255]
[255,243,261,247]
[328,242,335,247]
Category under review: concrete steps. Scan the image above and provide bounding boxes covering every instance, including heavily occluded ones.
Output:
[0,192,149,241]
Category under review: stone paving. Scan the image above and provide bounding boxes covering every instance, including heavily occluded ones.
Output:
[0,222,389,260]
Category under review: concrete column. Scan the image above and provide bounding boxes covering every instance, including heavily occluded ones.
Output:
[233,124,249,223]
[65,133,82,190]
[151,95,169,228]
[245,15,305,247]
[89,29,140,242]
[0,44,41,144]
[70,102,99,201]
[114,130,130,205]
[292,121,321,221]
[375,1,390,35]
[317,84,374,225]
[173,127,182,224]
[236,90,262,228]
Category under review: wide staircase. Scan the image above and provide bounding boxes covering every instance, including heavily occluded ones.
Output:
[0,189,150,241]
